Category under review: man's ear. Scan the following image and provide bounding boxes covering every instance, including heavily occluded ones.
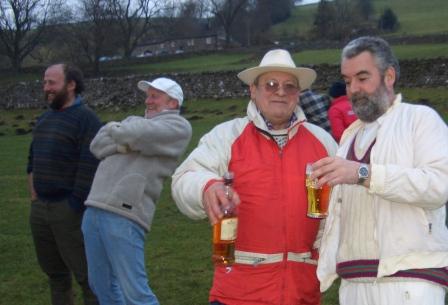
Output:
[66,80,76,92]
[249,84,257,100]
[169,99,180,109]
[384,67,396,88]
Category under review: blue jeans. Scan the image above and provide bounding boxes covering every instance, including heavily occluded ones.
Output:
[82,207,159,305]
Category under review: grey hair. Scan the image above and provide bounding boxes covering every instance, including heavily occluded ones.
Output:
[341,36,400,84]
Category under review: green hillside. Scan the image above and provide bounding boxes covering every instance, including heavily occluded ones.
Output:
[270,0,448,39]
[1,0,447,83]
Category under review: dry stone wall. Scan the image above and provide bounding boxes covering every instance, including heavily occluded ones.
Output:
[1,58,447,109]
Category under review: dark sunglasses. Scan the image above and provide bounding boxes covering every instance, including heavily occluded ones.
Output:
[262,79,299,95]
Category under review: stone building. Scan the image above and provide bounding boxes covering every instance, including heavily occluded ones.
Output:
[133,34,225,57]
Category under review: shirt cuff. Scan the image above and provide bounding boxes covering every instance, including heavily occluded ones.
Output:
[369,163,386,194]
[203,178,223,195]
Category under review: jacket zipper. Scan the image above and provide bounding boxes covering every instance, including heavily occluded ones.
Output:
[279,138,286,305]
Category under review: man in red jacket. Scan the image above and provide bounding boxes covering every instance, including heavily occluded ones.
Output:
[172,49,337,305]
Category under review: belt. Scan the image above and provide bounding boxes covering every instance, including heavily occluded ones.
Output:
[235,250,317,266]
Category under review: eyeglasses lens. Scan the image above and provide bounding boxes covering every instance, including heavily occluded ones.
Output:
[264,80,298,95]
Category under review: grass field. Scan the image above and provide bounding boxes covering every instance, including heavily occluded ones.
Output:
[1,0,448,86]
[2,41,446,86]
[270,0,448,39]
[1,89,447,304]
[0,99,307,305]
[1,0,447,302]
[120,43,448,74]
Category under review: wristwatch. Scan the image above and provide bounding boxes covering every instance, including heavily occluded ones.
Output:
[357,163,369,184]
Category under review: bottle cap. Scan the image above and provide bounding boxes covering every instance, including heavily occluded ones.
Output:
[306,163,313,176]
[223,171,234,185]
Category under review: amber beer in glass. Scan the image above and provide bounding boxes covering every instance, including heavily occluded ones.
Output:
[212,172,238,265]
[306,163,330,218]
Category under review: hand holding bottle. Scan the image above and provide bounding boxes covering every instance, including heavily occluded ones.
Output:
[202,173,240,225]
[210,172,239,266]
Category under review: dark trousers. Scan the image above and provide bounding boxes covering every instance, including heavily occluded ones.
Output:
[29,198,98,305]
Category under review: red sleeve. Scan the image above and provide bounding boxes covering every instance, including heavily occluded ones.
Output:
[328,106,345,143]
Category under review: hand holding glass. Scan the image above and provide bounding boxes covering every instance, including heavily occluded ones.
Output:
[306,163,330,218]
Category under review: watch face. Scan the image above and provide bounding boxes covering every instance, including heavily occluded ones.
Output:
[359,166,369,178]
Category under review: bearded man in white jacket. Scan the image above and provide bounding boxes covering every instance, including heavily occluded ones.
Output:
[312,36,448,305]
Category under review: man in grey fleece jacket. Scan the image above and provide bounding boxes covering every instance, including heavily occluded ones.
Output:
[82,78,192,305]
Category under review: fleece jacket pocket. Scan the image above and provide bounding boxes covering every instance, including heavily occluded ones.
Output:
[110,173,146,210]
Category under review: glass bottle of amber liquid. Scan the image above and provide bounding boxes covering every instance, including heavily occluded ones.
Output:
[212,172,238,266]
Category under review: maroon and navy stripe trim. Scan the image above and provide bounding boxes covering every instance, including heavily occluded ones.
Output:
[337,259,448,287]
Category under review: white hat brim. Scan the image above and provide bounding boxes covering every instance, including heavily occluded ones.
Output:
[138,80,162,93]
[137,79,184,106]
[237,66,317,90]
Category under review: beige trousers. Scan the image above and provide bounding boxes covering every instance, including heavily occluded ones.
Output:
[339,279,445,305]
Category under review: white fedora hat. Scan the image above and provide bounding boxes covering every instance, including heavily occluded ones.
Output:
[237,49,316,90]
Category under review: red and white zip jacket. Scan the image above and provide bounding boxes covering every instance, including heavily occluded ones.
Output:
[172,101,337,305]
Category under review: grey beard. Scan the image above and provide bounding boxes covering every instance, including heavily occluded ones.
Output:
[351,87,390,123]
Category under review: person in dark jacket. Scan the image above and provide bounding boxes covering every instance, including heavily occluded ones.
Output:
[27,63,101,305]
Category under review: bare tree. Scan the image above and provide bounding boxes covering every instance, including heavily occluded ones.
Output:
[356,0,374,20]
[108,0,163,59]
[0,0,61,71]
[166,0,210,39]
[261,0,293,24]
[71,0,114,75]
[31,5,76,65]
[312,0,360,40]
[180,0,209,19]
[209,0,248,46]
[312,0,336,39]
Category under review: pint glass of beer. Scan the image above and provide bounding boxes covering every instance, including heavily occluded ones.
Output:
[305,163,330,218]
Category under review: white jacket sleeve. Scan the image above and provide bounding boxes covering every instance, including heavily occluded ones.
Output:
[369,105,448,209]
[171,119,247,220]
